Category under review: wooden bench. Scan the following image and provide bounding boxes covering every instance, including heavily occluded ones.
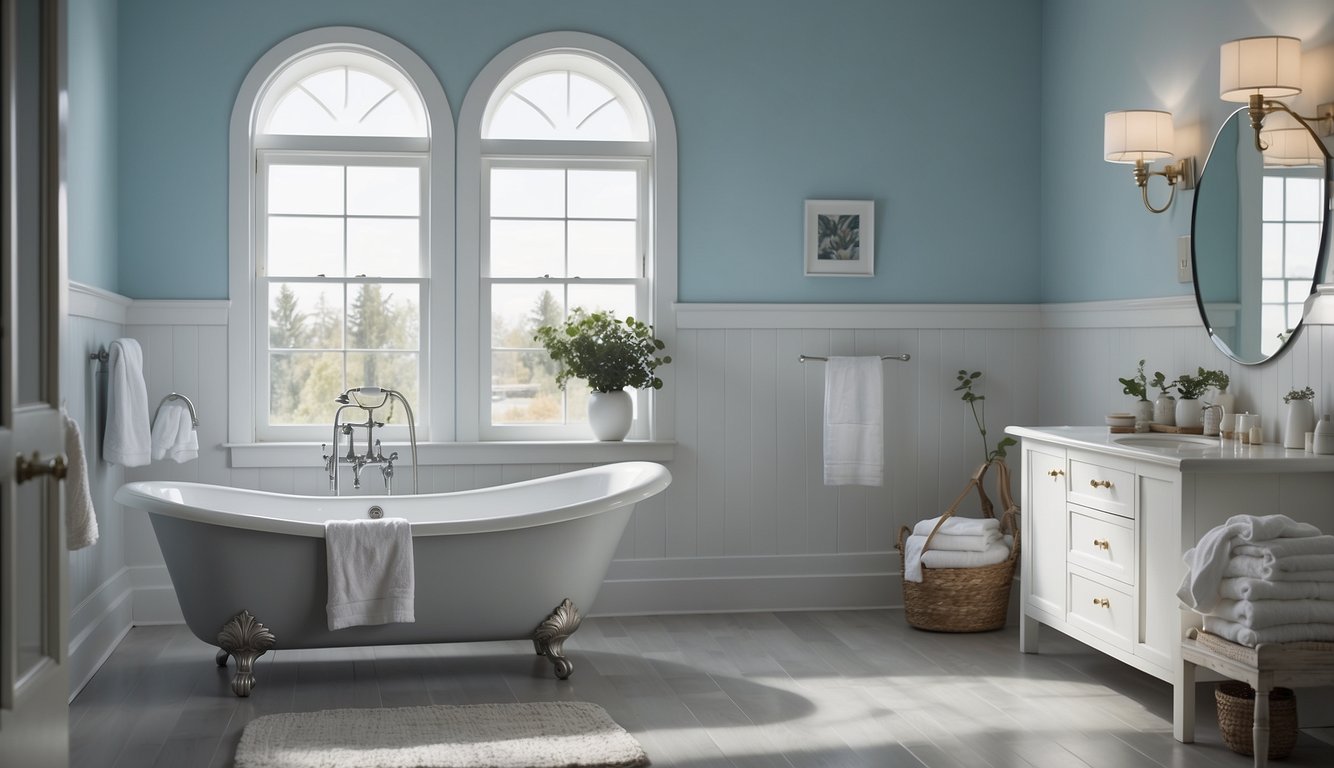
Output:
[1179,628,1334,767]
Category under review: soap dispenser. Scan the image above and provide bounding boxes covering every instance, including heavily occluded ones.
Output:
[1315,415,1334,455]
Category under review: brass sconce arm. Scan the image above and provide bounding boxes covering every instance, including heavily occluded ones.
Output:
[1247,94,1334,152]
[1131,156,1196,215]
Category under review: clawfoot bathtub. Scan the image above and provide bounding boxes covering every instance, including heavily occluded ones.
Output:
[115,462,670,696]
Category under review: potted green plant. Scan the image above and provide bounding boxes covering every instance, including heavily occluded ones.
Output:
[1118,359,1152,427]
[955,370,1017,465]
[1282,386,1317,449]
[534,308,671,441]
[1173,369,1216,429]
[1151,371,1176,426]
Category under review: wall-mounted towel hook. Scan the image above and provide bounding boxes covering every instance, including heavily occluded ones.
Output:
[89,347,108,364]
[154,393,199,428]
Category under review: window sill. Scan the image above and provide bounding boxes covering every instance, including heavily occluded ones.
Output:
[226,440,675,468]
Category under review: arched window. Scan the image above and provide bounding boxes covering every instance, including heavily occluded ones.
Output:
[458,33,677,441]
[228,28,453,444]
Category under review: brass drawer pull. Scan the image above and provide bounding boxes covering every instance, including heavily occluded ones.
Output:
[1089,479,1113,489]
[1092,538,1110,550]
[1047,469,1065,479]
[1092,597,1110,608]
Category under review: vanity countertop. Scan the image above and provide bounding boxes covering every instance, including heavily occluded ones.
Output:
[1006,425,1334,473]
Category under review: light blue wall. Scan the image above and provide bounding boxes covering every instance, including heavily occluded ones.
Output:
[114,0,1043,302]
[1040,0,1334,302]
[68,0,118,292]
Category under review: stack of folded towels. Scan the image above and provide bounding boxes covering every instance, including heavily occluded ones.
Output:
[903,515,1012,583]
[1177,513,1334,646]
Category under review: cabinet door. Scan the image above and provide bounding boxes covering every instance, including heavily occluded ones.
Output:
[1023,445,1067,618]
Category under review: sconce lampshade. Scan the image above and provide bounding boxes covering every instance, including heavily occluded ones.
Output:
[1220,35,1302,102]
[1104,110,1175,163]
[1260,127,1325,167]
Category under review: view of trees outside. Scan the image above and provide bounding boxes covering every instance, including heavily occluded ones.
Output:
[269,282,420,425]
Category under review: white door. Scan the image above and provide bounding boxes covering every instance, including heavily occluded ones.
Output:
[0,0,70,765]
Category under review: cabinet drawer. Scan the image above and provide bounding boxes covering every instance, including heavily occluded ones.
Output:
[1067,459,1134,518]
[1068,507,1134,585]
[1068,571,1133,651]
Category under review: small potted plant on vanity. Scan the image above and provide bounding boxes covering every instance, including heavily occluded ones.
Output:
[1282,386,1317,449]
[1118,359,1152,428]
[1151,371,1176,426]
[534,308,671,441]
[1173,369,1218,429]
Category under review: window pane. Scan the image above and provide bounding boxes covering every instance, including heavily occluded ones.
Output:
[1288,281,1310,302]
[488,96,559,140]
[267,217,344,276]
[513,72,567,128]
[1262,223,1283,277]
[359,92,422,137]
[492,284,564,347]
[270,351,343,425]
[1287,177,1322,221]
[269,165,343,215]
[569,221,637,278]
[568,170,637,219]
[1262,176,1284,220]
[491,168,565,218]
[1262,279,1285,302]
[346,283,420,350]
[1288,302,1304,329]
[266,89,336,135]
[491,350,563,424]
[568,284,636,319]
[270,282,343,349]
[1285,223,1319,277]
[578,104,634,140]
[346,352,419,409]
[489,220,565,278]
[347,218,420,277]
[347,167,420,216]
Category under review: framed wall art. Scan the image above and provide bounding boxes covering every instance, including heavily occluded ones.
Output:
[804,199,874,277]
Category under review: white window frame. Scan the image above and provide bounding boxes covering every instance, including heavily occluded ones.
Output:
[228,27,454,445]
[458,32,677,443]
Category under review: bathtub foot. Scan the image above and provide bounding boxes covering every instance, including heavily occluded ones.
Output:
[532,598,582,680]
[216,610,276,697]
[216,648,229,667]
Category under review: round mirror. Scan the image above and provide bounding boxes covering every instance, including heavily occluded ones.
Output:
[1192,107,1332,365]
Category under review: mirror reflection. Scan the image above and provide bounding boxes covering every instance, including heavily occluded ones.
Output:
[1193,107,1332,365]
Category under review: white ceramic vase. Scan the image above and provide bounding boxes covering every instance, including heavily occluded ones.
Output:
[1153,394,1176,426]
[1132,399,1153,428]
[1175,398,1203,429]
[1283,399,1315,449]
[588,389,633,441]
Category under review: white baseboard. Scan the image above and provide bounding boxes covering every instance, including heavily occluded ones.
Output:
[67,567,134,701]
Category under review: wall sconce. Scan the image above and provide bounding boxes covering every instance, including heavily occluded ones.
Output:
[1259,126,1325,168]
[1220,35,1334,151]
[1104,109,1196,214]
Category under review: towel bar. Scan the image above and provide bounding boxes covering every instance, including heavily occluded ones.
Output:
[154,392,200,428]
[798,353,911,362]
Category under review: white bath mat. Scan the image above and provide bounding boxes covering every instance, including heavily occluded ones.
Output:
[234,700,649,768]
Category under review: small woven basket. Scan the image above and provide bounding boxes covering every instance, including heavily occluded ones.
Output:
[897,460,1020,633]
[1215,681,1297,759]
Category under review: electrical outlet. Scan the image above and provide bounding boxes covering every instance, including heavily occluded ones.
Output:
[1177,235,1192,283]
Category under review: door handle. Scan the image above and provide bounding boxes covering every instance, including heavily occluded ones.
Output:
[15,452,67,484]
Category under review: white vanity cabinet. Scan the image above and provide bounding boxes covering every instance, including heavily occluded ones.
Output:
[1007,426,1334,738]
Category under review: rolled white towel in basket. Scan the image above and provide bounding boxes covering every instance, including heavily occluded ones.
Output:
[912,515,1001,538]
[903,534,1011,583]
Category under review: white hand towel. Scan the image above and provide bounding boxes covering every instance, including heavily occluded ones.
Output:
[1224,553,1334,578]
[822,356,882,486]
[1203,615,1334,647]
[151,401,198,463]
[1211,598,1334,629]
[1219,577,1334,602]
[1177,514,1323,612]
[103,339,150,467]
[903,534,1012,582]
[325,518,415,631]
[915,530,1001,552]
[912,515,1002,538]
[63,414,98,550]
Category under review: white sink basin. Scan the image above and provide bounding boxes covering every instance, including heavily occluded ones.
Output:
[1113,434,1218,451]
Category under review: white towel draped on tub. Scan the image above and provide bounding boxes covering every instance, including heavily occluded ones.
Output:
[103,338,150,467]
[325,518,415,631]
[822,356,883,486]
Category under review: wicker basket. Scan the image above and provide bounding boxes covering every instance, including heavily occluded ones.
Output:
[897,459,1020,633]
[1215,681,1297,759]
